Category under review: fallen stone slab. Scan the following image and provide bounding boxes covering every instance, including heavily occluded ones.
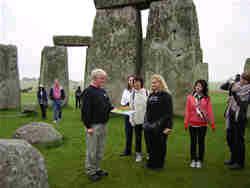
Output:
[13,122,63,146]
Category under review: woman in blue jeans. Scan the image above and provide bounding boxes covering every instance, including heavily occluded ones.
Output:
[120,75,135,156]
[49,79,65,123]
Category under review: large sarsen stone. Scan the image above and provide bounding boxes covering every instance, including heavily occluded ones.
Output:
[0,139,50,188]
[144,0,205,116]
[85,6,138,106]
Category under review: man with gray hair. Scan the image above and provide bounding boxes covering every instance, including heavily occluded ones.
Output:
[81,68,113,181]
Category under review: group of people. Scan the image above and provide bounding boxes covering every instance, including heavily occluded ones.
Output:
[81,68,249,182]
[37,69,250,182]
[37,79,65,123]
[37,80,83,122]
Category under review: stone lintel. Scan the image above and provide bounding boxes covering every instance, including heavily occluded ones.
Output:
[93,0,162,10]
[53,36,91,47]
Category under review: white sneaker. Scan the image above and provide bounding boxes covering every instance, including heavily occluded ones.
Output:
[196,161,202,168]
[136,153,142,163]
[190,160,196,168]
[53,120,57,123]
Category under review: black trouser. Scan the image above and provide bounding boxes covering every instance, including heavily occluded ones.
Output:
[135,124,143,153]
[39,104,46,119]
[146,129,167,169]
[124,115,133,154]
[230,120,246,167]
[189,126,207,161]
[144,129,151,156]
[226,119,233,154]
[75,97,81,108]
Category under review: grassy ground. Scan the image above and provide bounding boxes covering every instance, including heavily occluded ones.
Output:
[0,92,250,188]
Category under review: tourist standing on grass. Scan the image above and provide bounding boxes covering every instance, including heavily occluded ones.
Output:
[224,72,250,170]
[81,69,113,182]
[220,74,240,166]
[143,74,173,170]
[37,84,48,120]
[49,79,65,123]
[75,86,82,108]
[120,75,135,157]
[129,77,148,163]
[184,79,215,168]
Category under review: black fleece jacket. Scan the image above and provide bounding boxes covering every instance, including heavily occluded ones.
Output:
[145,91,173,130]
[81,85,113,128]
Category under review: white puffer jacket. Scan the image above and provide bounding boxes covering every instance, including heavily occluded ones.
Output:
[129,88,148,126]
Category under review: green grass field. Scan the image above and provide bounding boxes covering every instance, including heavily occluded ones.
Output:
[0,92,250,188]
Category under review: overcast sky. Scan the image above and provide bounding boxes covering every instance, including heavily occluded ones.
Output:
[1,0,250,82]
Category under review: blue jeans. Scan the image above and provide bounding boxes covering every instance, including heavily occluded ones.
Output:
[53,100,62,121]
[124,115,133,154]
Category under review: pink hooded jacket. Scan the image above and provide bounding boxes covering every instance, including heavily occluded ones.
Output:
[184,94,216,130]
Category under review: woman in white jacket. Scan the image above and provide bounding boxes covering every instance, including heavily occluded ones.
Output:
[129,77,148,162]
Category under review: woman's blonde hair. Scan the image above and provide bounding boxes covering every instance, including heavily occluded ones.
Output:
[151,74,171,94]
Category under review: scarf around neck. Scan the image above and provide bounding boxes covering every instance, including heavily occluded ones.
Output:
[226,82,250,121]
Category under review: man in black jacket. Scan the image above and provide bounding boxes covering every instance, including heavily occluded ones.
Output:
[81,69,113,182]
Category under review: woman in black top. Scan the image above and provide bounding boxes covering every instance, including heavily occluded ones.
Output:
[143,74,173,170]
[37,84,48,119]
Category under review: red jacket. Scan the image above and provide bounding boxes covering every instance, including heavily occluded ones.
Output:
[184,94,215,130]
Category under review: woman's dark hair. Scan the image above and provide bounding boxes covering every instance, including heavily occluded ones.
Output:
[127,75,135,90]
[134,76,144,88]
[235,74,241,82]
[38,87,45,91]
[193,79,208,97]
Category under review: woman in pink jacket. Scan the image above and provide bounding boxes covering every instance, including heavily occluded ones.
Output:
[184,79,216,168]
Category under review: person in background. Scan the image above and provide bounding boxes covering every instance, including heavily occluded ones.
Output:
[120,75,135,157]
[143,74,173,170]
[184,79,216,168]
[129,76,148,163]
[37,84,48,120]
[49,79,65,123]
[224,72,250,170]
[81,69,113,182]
[75,86,82,108]
[220,74,240,166]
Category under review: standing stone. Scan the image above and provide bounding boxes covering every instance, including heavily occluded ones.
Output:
[144,0,204,116]
[40,46,69,105]
[0,139,50,188]
[85,6,138,106]
[244,58,250,72]
[244,58,250,118]
[0,44,20,109]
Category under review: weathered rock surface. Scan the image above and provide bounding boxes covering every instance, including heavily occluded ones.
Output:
[0,139,50,188]
[193,62,208,82]
[40,46,69,105]
[13,122,63,145]
[85,6,139,106]
[144,0,204,116]
[0,44,20,109]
